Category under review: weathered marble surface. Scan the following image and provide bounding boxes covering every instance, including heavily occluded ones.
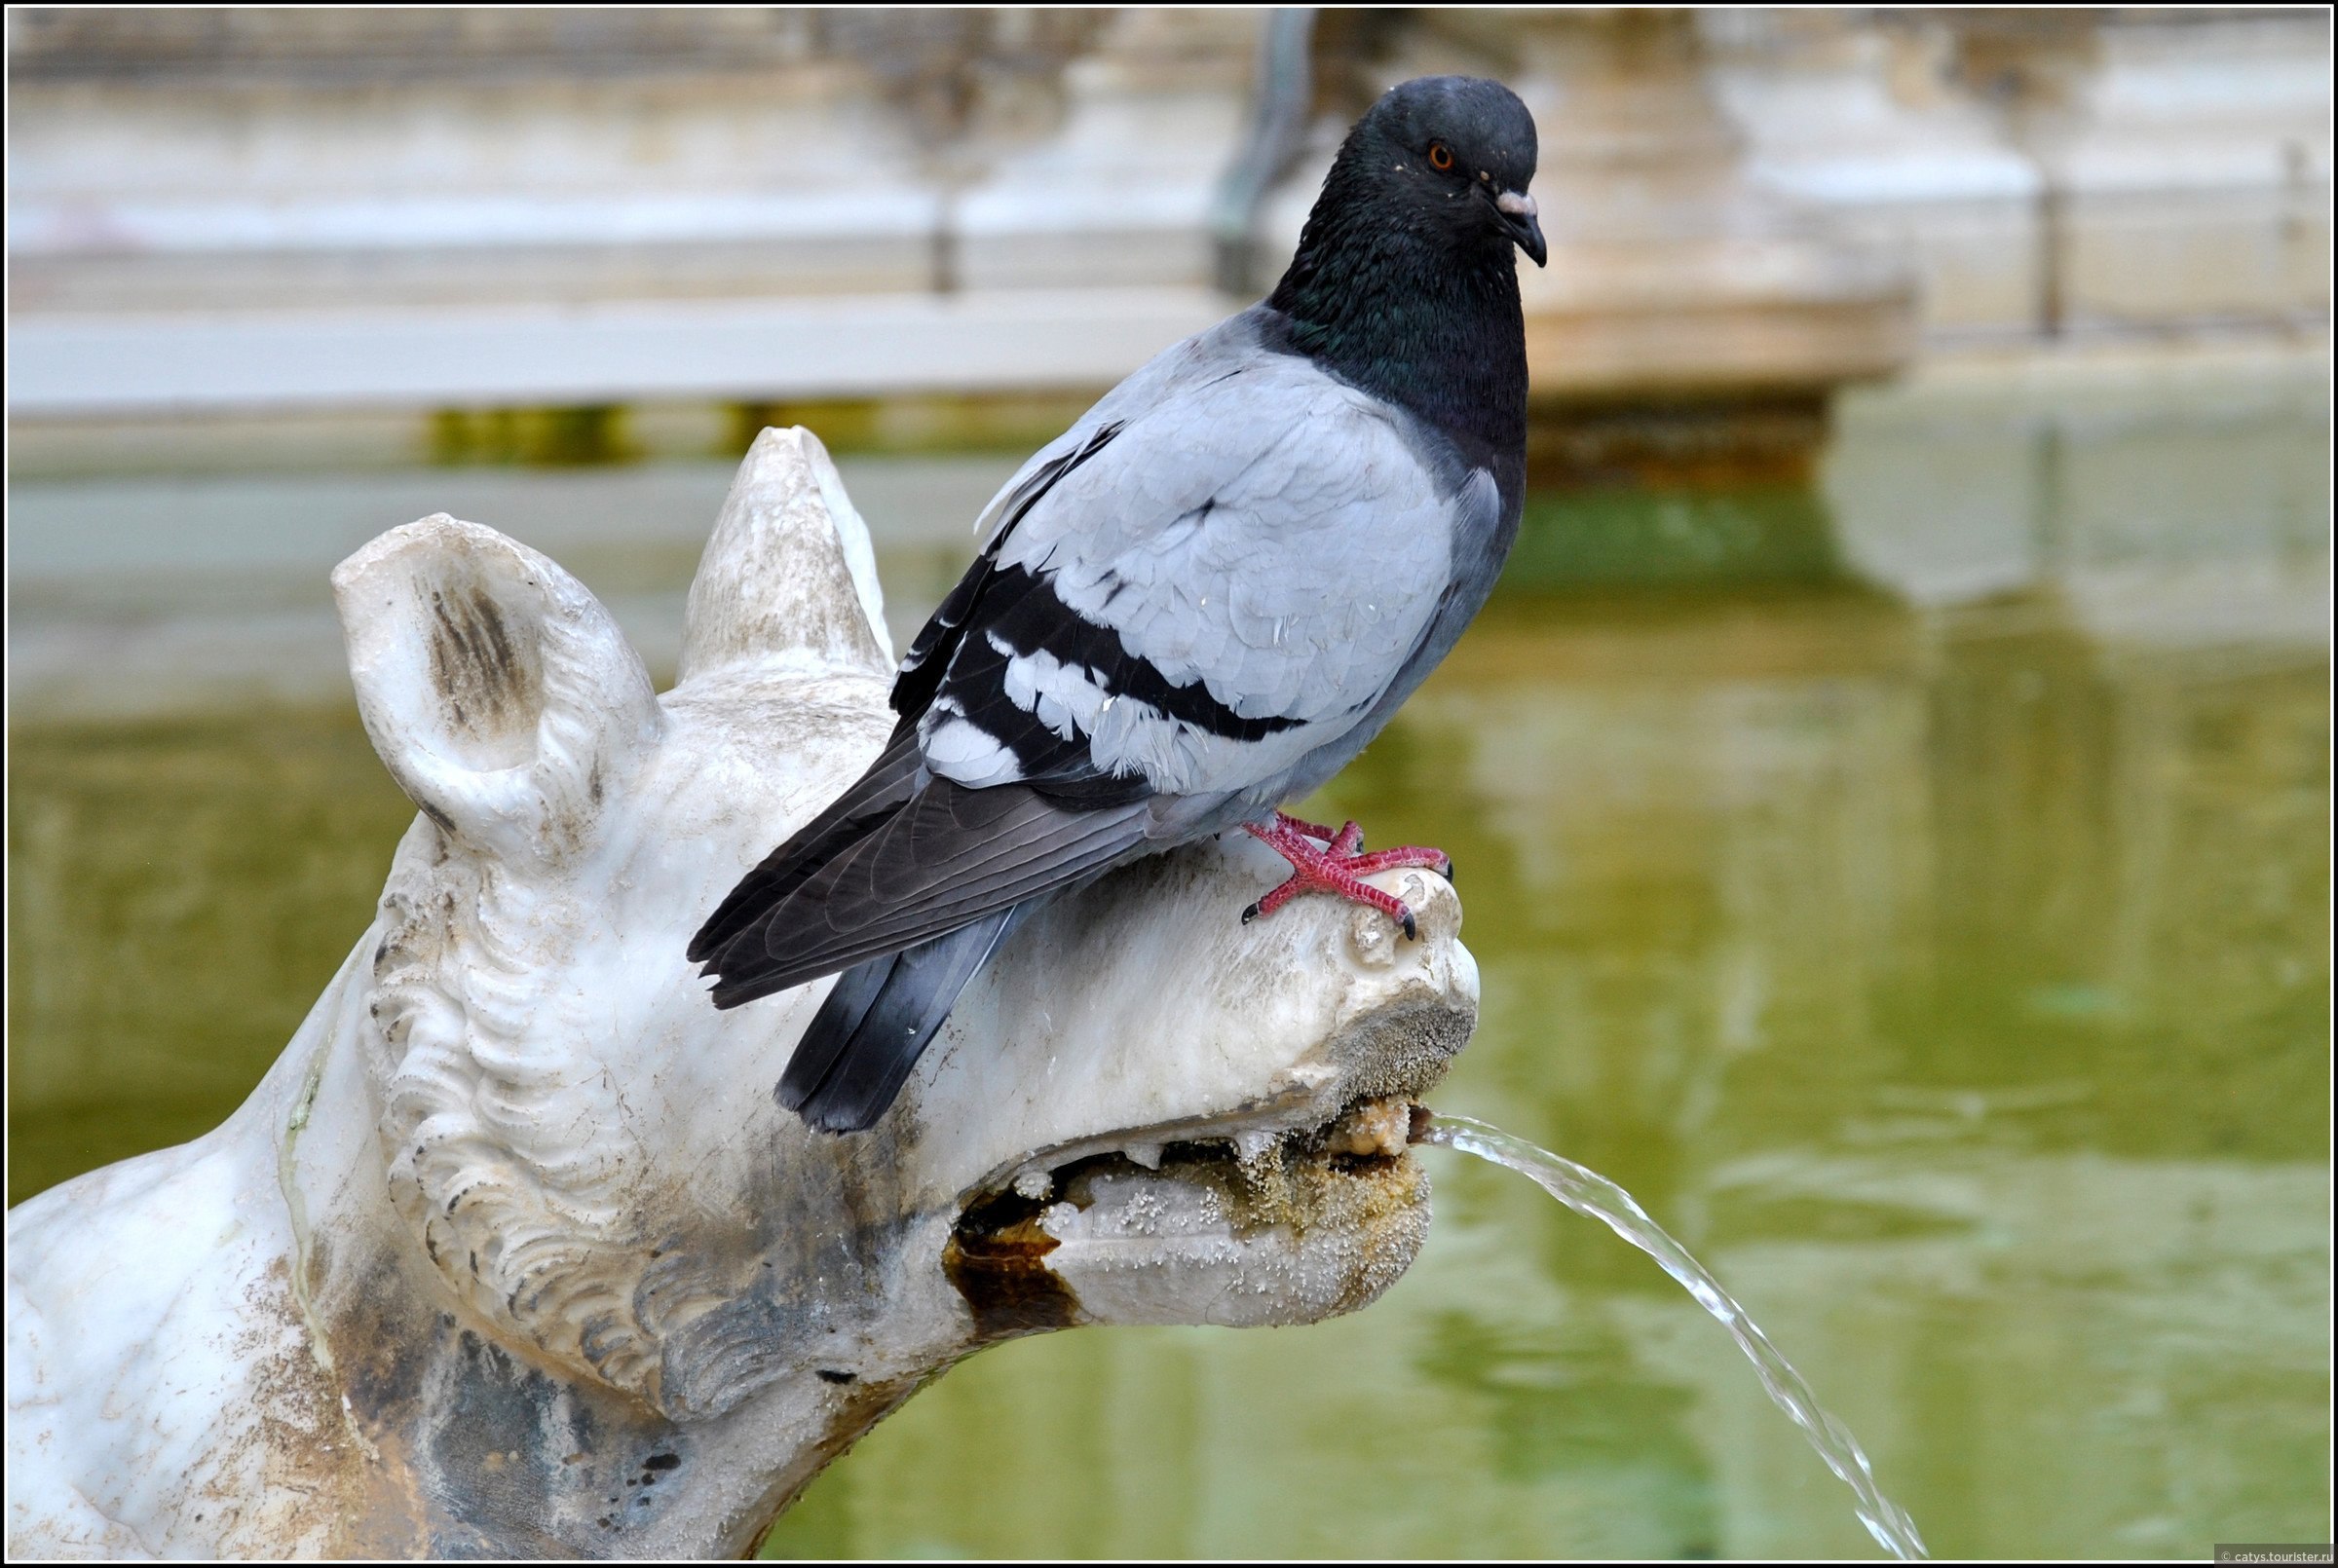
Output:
[4,429,1477,1558]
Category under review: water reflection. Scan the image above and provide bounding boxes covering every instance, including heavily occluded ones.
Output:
[6,368,2328,1557]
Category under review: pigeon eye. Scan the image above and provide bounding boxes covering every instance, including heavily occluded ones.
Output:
[1428,141,1454,171]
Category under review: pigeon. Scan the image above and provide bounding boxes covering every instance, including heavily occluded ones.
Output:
[692,75,1545,1133]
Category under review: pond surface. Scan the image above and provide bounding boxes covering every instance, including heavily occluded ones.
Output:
[8,354,2329,1557]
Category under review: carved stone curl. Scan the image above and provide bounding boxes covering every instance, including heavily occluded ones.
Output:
[4,429,1478,1559]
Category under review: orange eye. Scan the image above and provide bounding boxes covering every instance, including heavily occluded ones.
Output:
[1428,141,1453,171]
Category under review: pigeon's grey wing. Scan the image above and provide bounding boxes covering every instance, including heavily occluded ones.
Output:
[894,310,1287,723]
[962,311,1270,552]
[893,419,1128,722]
[921,350,1465,803]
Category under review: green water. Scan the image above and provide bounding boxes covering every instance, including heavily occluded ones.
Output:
[8,361,2330,1556]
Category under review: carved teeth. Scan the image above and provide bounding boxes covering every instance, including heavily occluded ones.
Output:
[991,1094,1427,1210]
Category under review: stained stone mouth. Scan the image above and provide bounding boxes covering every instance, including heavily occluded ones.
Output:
[945,1092,1441,1338]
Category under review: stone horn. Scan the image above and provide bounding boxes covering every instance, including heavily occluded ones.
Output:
[678,426,895,685]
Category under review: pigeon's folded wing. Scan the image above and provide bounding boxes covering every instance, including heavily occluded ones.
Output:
[918,336,1480,803]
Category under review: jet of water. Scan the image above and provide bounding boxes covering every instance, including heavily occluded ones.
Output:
[1419,1113,1930,1561]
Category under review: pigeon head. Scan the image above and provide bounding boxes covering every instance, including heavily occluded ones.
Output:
[1266,75,1541,458]
[1350,75,1546,267]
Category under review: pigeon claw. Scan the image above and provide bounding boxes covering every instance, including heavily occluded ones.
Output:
[1241,811,1450,942]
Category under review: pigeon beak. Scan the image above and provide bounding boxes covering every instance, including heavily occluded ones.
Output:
[1496,190,1547,268]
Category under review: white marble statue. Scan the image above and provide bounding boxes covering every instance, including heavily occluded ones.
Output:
[5,429,1478,1559]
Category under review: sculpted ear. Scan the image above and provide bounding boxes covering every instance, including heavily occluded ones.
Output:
[332,515,664,862]
[676,426,894,684]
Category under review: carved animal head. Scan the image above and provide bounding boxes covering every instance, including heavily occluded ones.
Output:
[332,429,1477,1424]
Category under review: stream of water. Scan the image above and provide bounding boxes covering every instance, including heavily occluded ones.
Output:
[1422,1113,1930,1561]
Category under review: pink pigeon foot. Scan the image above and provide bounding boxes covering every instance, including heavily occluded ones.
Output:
[1240,810,1453,941]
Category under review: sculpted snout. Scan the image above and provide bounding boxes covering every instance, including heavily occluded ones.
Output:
[915,842,1476,1335]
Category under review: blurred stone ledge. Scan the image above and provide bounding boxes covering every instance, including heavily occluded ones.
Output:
[4,6,2327,481]
[1,288,1231,418]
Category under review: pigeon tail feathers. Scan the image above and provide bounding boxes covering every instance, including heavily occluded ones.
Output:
[780,905,1029,1133]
